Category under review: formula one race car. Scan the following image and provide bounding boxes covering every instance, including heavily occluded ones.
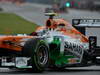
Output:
[0,13,100,72]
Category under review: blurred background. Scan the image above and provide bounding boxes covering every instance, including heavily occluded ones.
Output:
[1,0,100,12]
[0,0,100,23]
[0,0,100,39]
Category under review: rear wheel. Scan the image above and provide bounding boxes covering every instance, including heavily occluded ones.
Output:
[81,51,91,66]
[22,38,49,72]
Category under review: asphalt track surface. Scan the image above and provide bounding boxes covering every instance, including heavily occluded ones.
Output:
[0,2,100,75]
[0,66,100,75]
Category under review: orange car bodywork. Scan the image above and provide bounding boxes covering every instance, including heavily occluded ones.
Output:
[0,18,88,52]
[0,36,33,52]
[36,18,89,43]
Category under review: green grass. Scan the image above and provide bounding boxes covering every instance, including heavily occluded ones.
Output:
[0,13,38,34]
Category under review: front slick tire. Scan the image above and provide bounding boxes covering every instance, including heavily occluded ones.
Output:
[22,38,49,73]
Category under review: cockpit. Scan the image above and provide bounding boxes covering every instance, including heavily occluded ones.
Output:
[58,23,66,28]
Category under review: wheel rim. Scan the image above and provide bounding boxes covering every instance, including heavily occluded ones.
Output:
[37,45,48,66]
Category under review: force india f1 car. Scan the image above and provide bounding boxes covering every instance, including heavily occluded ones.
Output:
[0,13,100,72]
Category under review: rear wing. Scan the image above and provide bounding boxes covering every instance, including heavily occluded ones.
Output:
[72,19,100,35]
[72,19,100,27]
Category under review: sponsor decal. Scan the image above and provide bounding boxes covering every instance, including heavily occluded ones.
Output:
[73,19,100,27]
[64,42,83,57]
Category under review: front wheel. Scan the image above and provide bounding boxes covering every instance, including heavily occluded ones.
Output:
[22,38,49,72]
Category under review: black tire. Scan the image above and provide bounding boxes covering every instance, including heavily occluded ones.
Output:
[81,51,90,66]
[22,38,49,72]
